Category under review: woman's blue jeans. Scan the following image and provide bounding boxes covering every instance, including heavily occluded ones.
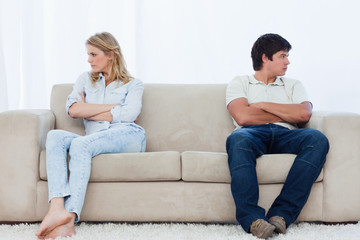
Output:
[46,124,146,222]
[226,124,329,232]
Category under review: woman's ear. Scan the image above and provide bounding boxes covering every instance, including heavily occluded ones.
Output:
[110,51,114,59]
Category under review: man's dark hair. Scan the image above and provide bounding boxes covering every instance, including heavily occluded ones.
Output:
[251,33,292,71]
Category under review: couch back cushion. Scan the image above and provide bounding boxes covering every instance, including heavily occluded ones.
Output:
[51,84,86,135]
[51,83,235,152]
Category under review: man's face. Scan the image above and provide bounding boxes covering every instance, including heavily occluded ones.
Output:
[264,50,290,76]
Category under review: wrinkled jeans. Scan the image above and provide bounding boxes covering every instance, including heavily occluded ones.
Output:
[226,124,329,232]
[46,123,146,222]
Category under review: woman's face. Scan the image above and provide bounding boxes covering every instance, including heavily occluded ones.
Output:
[87,44,112,74]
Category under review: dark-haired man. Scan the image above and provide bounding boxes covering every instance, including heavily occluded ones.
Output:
[226,33,329,239]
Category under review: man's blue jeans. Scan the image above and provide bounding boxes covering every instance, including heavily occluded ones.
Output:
[226,124,329,232]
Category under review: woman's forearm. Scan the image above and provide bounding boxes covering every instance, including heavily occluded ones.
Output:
[85,111,113,122]
[68,102,117,118]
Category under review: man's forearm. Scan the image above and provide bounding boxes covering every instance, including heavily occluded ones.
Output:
[227,98,283,126]
[251,102,312,124]
[233,106,283,126]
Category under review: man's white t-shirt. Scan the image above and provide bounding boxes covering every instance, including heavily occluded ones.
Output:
[226,75,310,130]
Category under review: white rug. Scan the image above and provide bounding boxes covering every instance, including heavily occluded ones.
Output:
[0,222,359,240]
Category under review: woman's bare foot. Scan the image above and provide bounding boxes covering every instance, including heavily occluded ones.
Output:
[36,198,75,238]
[44,219,76,240]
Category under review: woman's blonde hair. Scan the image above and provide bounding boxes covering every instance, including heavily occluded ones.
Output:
[86,32,133,85]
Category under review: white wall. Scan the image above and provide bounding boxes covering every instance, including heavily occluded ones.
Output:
[135,0,360,113]
[0,0,359,113]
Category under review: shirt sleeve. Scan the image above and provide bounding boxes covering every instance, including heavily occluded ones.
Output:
[65,72,88,117]
[226,76,248,107]
[110,79,144,123]
[291,80,310,104]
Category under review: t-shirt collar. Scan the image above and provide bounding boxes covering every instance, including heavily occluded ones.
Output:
[272,77,284,86]
[250,75,284,86]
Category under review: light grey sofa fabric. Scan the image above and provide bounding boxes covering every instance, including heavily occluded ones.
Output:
[181,151,323,184]
[0,84,360,223]
[39,151,181,182]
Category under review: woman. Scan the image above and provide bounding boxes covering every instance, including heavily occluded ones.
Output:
[36,32,146,239]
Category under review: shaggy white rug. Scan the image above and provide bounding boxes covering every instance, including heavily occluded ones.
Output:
[0,222,359,240]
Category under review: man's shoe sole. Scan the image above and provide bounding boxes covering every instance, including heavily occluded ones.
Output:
[260,225,276,239]
[270,221,286,234]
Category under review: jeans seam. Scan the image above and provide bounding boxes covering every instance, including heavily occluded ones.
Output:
[295,158,319,171]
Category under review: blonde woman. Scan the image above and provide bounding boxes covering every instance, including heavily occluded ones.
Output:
[36,32,146,239]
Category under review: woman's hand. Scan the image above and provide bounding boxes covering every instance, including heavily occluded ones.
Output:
[76,92,86,103]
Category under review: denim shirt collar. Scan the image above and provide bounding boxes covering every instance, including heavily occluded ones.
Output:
[99,72,105,80]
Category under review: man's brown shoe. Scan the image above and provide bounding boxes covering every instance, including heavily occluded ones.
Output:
[269,216,286,234]
[250,219,275,239]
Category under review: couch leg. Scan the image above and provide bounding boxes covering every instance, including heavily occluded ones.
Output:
[0,221,39,225]
[323,221,358,225]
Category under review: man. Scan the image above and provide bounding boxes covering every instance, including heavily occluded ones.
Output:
[226,33,329,239]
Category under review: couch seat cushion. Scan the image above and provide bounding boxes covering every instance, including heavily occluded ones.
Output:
[40,151,181,182]
[181,151,323,184]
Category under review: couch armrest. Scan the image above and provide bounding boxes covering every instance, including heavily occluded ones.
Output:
[306,111,360,222]
[0,109,55,221]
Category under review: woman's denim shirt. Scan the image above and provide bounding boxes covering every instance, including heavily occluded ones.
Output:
[66,72,144,135]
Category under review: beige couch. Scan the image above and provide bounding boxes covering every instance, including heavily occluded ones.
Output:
[1,83,360,223]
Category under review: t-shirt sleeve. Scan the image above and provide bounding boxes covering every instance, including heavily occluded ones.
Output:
[291,80,310,104]
[226,76,248,107]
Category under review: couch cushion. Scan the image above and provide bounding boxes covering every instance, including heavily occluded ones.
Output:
[51,84,85,136]
[181,151,323,184]
[137,84,235,153]
[40,150,181,182]
[51,84,236,153]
